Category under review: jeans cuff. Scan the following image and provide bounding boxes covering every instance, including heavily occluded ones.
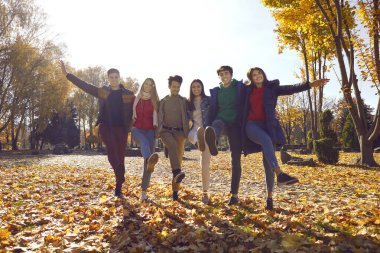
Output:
[172,168,181,176]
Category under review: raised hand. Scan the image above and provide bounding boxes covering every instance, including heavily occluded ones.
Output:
[310,78,329,88]
[59,60,68,76]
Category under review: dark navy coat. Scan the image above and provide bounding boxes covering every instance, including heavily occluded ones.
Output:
[207,80,246,126]
[241,79,311,156]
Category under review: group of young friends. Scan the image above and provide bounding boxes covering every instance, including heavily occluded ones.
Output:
[60,61,328,210]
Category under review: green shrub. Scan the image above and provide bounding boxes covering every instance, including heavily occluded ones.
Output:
[315,110,339,164]
[313,138,339,164]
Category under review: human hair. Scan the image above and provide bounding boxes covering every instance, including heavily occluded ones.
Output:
[217,65,233,76]
[247,67,268,85]
[107,68,120,77]
[168,75,183,87]
[188,79,207,105]
[136,78,160,110]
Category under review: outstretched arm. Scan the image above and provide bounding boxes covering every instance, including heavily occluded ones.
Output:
[277,78,330,96]
[59,60,99,98]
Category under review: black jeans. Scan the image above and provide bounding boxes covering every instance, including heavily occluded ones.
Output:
[211,119,242,195]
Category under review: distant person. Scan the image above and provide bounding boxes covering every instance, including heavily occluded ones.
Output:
[60,60,135,198]
[187,79,212,204]
[242,67,329,210]
[203,66,245,205]
[131,78,160,201]
[157,75,189,201]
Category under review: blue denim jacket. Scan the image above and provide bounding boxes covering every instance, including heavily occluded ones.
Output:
[188,96,210,130]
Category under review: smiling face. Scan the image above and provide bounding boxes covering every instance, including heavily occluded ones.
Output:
[169,81,181,96]
[218,70,232,86]
[251,69,264,86]
[191,81,202,97]
[143,79,154,93]
[108,73,120,89]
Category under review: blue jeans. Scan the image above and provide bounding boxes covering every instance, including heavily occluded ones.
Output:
[211,119,242,195]
[245,121,279,193]
[131,128,155,190]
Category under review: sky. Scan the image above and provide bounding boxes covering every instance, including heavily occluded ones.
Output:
[35,0,378,109]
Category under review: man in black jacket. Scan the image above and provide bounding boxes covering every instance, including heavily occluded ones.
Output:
[60,60,135,198]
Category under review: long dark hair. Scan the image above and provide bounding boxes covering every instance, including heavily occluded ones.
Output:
[188,79,206,111]
[247,67,269,85]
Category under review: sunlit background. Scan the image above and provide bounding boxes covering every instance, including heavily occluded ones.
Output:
[36,0,377,108]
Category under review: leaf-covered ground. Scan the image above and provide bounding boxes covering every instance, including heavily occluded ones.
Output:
[0,151,379,252]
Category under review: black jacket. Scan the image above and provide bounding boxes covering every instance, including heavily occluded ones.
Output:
[66,73,135,132]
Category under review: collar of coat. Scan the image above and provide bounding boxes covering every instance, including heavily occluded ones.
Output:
[247,79,280,90]
[161,94,186,101]
[98,84,134,101]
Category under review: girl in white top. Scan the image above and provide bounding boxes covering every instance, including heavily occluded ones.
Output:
[187,79,212,204]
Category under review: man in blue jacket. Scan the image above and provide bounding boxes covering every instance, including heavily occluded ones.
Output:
[205,65,245,205]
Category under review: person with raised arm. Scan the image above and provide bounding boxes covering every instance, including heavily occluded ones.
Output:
[60,60,135,198]
[242,67,329,210]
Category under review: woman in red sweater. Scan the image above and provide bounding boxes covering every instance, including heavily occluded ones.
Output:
[242,67,329,210]
[131,78,160,201]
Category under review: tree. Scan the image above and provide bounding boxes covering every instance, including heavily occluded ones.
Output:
[277,95,303,144]
[262,0,380,166]
[122,77,139,94]
[0,0,68,150]
[43,103,80,148]
[314,0,380,166]
[262,0,336,145]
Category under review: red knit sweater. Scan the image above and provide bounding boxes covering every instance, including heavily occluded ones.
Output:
[248,87,266,121]
[133,99,155,130]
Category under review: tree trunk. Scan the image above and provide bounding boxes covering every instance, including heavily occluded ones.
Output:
[14,110,27,150]
[39,139,44,150]
[303,47,316,150]
[358,136,378,167]
[11,117,18,150]
[83,119,86,148]
[6,130,9,144]
[303,113,308,145]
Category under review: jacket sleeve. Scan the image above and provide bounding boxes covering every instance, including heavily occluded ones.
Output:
[66,73,99,98]
[206,89,217,126]
[125,92,135,132]
[156,99,164,135]
[276,79,311,96]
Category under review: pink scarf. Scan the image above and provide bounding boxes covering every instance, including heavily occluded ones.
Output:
[132,92,157,127]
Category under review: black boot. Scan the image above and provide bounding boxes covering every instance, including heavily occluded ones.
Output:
[265,197,273,211]
[114,164,125,198]
[172,191,179,201]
